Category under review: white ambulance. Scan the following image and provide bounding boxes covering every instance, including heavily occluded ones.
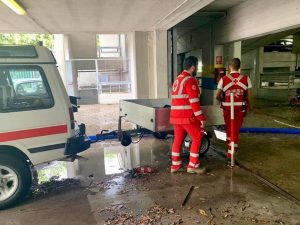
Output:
[0,45,90,209]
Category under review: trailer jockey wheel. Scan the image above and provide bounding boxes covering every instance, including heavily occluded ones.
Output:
[120,131,132,146]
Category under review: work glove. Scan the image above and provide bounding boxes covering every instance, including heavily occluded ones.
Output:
[201,120,206,129]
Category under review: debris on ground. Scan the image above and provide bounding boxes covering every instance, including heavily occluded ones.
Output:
[103,203,183,225]
[198,209,208,217]
[257,219,270,224]
[182,186,194,207]
[86,180,119,193]
[124,167,158,179]
[199,197,206,202]
[207,208,216,225]
[135,166,158,174]
[275,219,285,225]
[31,177,80,198]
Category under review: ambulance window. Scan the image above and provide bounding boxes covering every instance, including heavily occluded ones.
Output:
[0,66,54,112]
[0,46,37,58]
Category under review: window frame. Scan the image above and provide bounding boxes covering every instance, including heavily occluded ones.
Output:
[97,34,122,58]
[0,65,55,113]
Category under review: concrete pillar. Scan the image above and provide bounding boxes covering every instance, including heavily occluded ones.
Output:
[129,31,168,99]
[134,31,152,99]
[224,41,242,69]
[153,30,168,98]
[199,42,215,106]
[232,41,242,59]
[126,32,137,99]
[53,34,68,87]
[172,28,178,82]
[253,47,264,97]
[53,34,77,96]
[167,30,173,96]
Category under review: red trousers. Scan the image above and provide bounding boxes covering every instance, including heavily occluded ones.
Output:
[171,123,204,170]
[223,110,245,159]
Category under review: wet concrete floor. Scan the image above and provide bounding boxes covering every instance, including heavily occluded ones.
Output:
[0,138,300,225]
[1,104,299,225]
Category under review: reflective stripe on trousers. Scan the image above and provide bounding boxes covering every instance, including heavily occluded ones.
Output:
[171,123,203,170]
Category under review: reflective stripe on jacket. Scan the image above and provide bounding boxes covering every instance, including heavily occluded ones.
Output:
[220,73,249,111]
[170,71,205,124]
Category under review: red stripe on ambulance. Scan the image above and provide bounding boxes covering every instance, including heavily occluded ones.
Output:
[0,125,68,142]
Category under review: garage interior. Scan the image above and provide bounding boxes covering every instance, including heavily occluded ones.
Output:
[0,0,300,224]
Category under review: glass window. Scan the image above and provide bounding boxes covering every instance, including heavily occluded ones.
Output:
[0,46,37,58]
[97,34,122,58]
[0,66,54,112]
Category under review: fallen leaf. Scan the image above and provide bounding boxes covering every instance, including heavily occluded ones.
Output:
[168,208,175,214]
[258,219,270,224]
[199,209,208,216]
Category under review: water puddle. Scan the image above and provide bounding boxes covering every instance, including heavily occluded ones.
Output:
[34,138,171,185]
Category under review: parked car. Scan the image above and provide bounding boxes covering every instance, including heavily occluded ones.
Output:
[14,79,46,95]
[264,39,293,52]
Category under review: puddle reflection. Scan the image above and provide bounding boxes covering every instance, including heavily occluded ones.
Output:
[35,139,171,183]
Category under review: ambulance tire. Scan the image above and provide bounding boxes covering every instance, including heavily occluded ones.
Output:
[200,134,210,156]
[0,154,32,210]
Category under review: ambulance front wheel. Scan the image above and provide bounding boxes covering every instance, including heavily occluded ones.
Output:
[0,153,32,209]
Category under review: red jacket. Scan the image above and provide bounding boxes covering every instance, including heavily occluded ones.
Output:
[170,71,205,124]
[218,72,251,111]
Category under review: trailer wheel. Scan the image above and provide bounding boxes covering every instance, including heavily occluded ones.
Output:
[289,98,297,107]
[200,134,210,156]
[0,154,32,209]
[153,132,169,139]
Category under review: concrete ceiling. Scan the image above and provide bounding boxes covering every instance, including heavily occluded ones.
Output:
[242,28,300,53]
[0,0,249,34]
[175,11,225,36]
[203,0,247,11]
[0,0,214,34]
[175,0,248,36]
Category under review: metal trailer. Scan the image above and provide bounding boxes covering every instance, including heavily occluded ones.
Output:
[118,98,225,156]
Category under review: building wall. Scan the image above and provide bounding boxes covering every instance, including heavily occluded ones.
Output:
[263,52,299,70]
[176,24,216,105]
[242,48,299,101]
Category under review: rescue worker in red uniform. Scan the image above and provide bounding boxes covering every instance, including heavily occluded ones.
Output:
[170,56,206,174]
[216,58,252,164]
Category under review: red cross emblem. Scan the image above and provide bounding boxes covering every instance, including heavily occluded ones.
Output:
[233,79,238,84]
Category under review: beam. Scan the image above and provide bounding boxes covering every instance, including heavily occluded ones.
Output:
[215,0,300,44]
[155,0,214,30]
